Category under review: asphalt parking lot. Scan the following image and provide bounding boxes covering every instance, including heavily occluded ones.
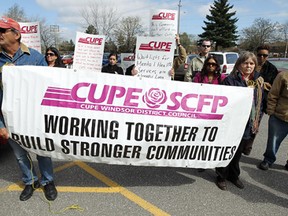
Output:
[0,114,287,216]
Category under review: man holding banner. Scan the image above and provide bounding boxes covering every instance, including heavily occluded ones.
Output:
[0,16,57,201]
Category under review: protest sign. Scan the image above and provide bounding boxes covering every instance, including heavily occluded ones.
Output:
[121,53,135,73]
[135,36,175,80]
[150,9,178,37]
[73,32,105,71]
[2,66,253,168]
[19,22,41,53]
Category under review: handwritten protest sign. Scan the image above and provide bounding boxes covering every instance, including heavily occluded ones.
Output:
[150,9,178,37]
[73,32,105,71]
[19,22,41,53]
[3,66,253,168]
[135,36,175,80]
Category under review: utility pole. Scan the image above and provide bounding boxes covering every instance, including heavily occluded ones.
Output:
[176,0,182,54]
[177,0,182,35]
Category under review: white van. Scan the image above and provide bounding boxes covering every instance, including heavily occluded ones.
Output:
[209,52,239,75]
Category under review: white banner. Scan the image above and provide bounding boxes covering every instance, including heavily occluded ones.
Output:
[150,9,178,37]
[19,22,41,53]
[73,32,105,71]
[2,66,253,168]
[135,36,175,80]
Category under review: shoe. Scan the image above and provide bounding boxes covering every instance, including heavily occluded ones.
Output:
[258,161,269,170]
[20,181,40,201]
[197,168,205,172]
[242,147,252,156]
[229,179,244,189]
[285,161,288,171]
[44,182,57,201]
[216,177,227,190]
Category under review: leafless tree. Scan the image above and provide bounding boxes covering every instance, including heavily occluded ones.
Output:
[80,1,120,41]
[239,18,279,51]
[279,22,288,57]
[3,3,28,21]
[114,16,144,53]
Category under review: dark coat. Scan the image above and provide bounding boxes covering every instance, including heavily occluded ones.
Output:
[101,64,124,75]
[259,60,279,113]
[222,71,264,140]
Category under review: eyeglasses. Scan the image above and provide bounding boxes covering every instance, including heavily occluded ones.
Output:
[257,54,268,58]
[0,28,10,33]
[46,53,55,57]
[109,58,116,60]
[207,63,217,67]
[202,45,211,48]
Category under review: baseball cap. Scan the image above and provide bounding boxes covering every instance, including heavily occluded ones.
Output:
[0,16,20,32]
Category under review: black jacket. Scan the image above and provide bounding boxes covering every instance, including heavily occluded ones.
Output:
[101,64,124,75]
[259,60,279,113]
[223,71,264,140]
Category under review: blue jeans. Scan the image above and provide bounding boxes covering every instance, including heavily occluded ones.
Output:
[263,115,288,165]
[8,139,54,185]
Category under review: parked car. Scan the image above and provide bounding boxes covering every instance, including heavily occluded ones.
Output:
[209,52,239,75]
[268,58,288,73]
[61,54,73,66]
[174,54,197,81]
[102,52,110,66]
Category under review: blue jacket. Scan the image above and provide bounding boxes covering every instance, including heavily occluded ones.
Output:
[0,43,47,128]
[222,71,264,139]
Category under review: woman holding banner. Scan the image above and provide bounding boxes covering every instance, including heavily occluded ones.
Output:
[215,52,264,190]
[193,55,226,84]
[45,47,65,68]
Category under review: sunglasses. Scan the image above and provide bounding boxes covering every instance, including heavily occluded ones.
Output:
[257,54,268,58]
[0,28,9,33]
[207,63,217,67]
[46,53,56,56]
[202,45,211,48]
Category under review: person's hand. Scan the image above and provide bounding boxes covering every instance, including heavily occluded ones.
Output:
[4,62,15,66]
[169,68,175,78]
[0,127,9,140]
[131,66,138,76]
[264,82,272,91]
[175,34,180,45]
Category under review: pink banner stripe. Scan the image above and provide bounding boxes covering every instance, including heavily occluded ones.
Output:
[46,89,71,94]
[43,93,73,100]
[41,99,81,108]
[47,86,70,91]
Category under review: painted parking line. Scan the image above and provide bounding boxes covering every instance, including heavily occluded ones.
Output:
[5,161,170,216]
[75,161,170,216]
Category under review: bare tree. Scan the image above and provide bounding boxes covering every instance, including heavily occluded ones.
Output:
[279,22,288,57]
[29,15,62,52]
[4,3,27,21]
[114,16,144,53]
[80,1,120,41]
[239,18,279,51]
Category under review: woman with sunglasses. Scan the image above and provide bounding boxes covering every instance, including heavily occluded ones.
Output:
[101,52,124,75]
[193,55,226,84]
[45,47,65,67]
